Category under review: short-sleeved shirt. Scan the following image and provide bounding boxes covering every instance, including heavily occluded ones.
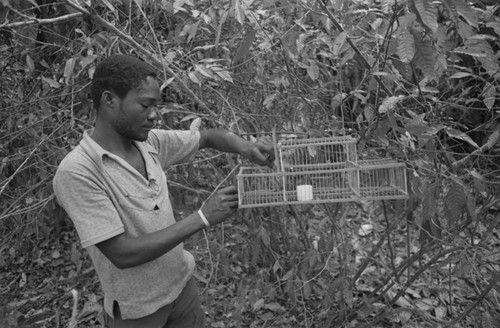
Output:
[53,129,200,320]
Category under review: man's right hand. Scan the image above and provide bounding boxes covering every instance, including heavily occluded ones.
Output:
[200,186,239,226]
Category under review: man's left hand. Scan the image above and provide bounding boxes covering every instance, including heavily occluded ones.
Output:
[246,137,275,168]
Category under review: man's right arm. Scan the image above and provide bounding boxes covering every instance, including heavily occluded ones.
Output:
[96,185,239,269]
[95,210,206,269]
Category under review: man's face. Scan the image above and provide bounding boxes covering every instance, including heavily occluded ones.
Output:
[112,76,160,142]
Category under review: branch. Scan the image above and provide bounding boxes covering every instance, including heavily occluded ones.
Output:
[317,0,393,96]
[0,127,61,199]
[449,271,500,325]
[0,12,83,29]
[452,131,500,170]
[64,0,216,117]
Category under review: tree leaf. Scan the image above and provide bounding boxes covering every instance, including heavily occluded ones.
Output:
[173,0,191,12]
[234,29,256,63]
[259,227,270,247]
[486,22,500,36]
[449,72,474,79]
[307,61,320,81]
[263,302,285,313]
[97,0,117,13]
[412,0,438,34]
[441,0,458,22]
[25,54,34,72]
[444,181,466,224]
[471,40,500,77]
[397,28,415,63]
[446,128,479,149]
[192,45,216,51]
[64,57,77,85]
[485,130,500,149]
[364,105,375,123]
[420,184,440,244]
[253,298,265,311]
[452,47,487,58]
[41,76,60,88]
[482,311,495,328]
[263,93,278,109]
[212,68,234,83]
[188,71,202,85]
[296,33,308,54]
[194,64,215,79]
[233,0,245,25]
[379,95,405,114]
[412,31,436,77]
[454,38,499,76]
[160,77,175,92]
[180,21,200,42]
[454,0,478,28]
[332,32,346,57]
[483,83,496,110]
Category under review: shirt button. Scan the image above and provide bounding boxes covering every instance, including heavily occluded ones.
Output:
[149,179,159,191]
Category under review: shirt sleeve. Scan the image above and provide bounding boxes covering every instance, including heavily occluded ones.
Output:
[147,129,200,169]
[53,166,124,249]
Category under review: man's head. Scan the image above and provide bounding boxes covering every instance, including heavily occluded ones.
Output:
[90,55,157,112]
[90,55,161,142]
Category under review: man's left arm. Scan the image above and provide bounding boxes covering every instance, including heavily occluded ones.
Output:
[199,129,275,168]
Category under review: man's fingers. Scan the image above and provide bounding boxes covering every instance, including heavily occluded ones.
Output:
[227,199,239,208]
[219,185,238,194]
[255,137,276,165]
[257,143,273,151]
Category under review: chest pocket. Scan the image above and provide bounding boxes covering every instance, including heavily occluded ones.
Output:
[103,157,166,211]
[107,171,170,234]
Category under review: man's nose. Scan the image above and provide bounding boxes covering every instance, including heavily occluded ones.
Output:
[148,107,159,121]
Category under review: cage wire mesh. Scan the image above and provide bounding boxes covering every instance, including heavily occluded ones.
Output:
[237,136,408,208]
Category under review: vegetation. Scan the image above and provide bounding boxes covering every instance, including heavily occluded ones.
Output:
[0,0,499,327]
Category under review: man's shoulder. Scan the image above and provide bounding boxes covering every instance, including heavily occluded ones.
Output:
[55,144,95,176]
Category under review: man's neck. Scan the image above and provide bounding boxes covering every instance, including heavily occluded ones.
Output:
[90,121,134,155]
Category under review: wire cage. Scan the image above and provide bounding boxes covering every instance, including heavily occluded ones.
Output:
[237,136,408,208]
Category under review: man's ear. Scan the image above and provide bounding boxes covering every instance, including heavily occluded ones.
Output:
[101,91,115,107]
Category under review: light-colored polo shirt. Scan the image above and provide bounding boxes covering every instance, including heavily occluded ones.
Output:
[53,129,200,319]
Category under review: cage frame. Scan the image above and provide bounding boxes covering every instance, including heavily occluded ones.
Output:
[237,135,408,208]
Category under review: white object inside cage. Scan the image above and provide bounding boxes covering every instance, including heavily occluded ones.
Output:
[237,136,408,208]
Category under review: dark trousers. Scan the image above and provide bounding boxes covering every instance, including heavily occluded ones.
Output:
[106,277,205,328]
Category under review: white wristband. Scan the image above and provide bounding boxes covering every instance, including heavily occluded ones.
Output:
[198,209,210,228]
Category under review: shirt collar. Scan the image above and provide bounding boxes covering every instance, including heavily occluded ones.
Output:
[80,129,108,165]
[80,129,160,180]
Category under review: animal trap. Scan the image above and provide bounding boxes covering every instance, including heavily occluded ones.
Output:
[237,136,408,208]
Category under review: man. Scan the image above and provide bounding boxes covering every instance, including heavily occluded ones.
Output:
[53,54,274,327]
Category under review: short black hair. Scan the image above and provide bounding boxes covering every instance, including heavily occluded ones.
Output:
[90,55,157,110]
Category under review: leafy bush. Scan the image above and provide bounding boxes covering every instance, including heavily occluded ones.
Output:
[0,0,499,327]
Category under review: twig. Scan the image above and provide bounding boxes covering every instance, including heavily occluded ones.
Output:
[167,181,211,195]
[201,163,241,205]
[132,0,167,82]
[68,289,78,328]
[279,39,317,114]
[200,229,214,293]
[449,271,500,325]
[0,126,61,198]
[382,201,397,274]
[452,131,500,169]
[316,0,393,96]
[350,210,403,286]
[0,12,83,29]
[0,195,55,221]
[357,246,467,328]
[64,0,217,117]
